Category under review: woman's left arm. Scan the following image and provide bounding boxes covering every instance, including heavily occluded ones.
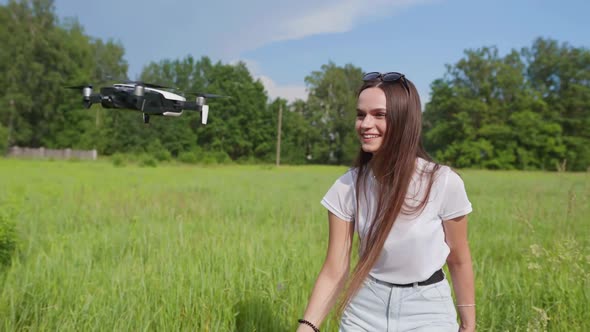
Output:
[444,215,476,332]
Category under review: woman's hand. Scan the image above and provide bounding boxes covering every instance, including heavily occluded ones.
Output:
[459,325,476,332]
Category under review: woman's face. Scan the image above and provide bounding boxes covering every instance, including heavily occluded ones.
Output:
[356,87,387,154]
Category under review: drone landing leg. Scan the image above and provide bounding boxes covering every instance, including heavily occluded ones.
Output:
[143,113,150,124]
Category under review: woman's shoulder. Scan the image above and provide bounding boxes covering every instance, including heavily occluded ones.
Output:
[322,168,357,202]
[416,158,444,179]
[426,162,466,192]
[415,158,463,189]
[337,168,357,186]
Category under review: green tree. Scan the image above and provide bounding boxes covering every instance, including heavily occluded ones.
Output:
[136,56,273,161]
[268,98,310,164]
[0,0,128,152]
[0,123,8,154]
[523,38,590,171]
[197,60,273,160]
[423,41,579,170]
[304,62,363,164]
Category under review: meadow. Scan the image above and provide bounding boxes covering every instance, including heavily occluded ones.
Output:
[0,159,588,331]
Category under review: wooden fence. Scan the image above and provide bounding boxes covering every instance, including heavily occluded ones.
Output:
[7,146,98,160]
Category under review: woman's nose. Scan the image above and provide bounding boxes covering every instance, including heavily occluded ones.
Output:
[361,115,374,128]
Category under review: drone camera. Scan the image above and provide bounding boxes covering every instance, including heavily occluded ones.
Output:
[196,96,205,106]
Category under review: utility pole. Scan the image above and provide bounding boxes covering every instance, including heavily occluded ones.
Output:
[276,103,283,167]
[7,99,14,149]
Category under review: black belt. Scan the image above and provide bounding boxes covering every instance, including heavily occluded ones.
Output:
[369,269,444,288]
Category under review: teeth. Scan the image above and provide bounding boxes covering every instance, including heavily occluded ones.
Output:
[363,135,379,138]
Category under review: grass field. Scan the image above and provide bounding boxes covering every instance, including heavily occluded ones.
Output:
[0,158,588,331]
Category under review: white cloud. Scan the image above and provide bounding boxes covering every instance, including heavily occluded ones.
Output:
[54,0,436,81]
[217,0,433,57]
[258,75,308,103]
[237,59,308,102]
[221,1,432,102]
[277,1,363,40]
[277,0,424,42]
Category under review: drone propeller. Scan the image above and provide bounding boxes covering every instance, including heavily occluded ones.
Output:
[65,85,93,90]
[65,84,94,99]
[64,84,99,109]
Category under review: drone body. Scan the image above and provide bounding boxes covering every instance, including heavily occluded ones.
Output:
[69,82,224,124]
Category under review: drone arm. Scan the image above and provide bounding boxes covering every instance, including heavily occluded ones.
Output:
[84,94,102,109]
[182,101,200,110]
[89,94,102,102]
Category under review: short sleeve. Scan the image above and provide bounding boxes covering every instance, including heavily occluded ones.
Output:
[438,168,473,220]
[321,170,356,222]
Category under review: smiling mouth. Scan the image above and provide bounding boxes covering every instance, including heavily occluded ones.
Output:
[361,134,380,139]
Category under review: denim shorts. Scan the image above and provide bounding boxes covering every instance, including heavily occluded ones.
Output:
[339,276,459,332]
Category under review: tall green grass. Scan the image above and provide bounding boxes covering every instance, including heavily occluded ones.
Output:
[0,159,588,331]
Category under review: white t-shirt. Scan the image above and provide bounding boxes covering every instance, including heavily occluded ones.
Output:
[321,158,472,284]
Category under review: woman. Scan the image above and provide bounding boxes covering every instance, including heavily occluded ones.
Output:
[296,72,475,332]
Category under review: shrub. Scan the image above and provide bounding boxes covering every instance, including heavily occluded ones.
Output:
[0,212,17,267]
[0,123,7,155]
[213,151,232,164]
[111,153,126,167]
[178,149,203,164]
[147,139,172,162]
[200,154,217,165]
[139,154,157,167]
[236,155,260,165]
[153,149,172,162]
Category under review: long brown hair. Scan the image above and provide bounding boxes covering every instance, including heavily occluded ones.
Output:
[338,77,440,313]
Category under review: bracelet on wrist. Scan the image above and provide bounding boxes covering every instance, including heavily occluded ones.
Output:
[456,303,476,307]
[298,319,320,332]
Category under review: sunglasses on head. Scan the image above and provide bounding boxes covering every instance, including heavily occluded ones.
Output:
[362,72,410,91]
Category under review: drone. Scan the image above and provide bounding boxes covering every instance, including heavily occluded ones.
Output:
[66,81,228,124]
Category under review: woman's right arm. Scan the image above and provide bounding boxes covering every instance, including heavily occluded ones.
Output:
[296,211,355,332]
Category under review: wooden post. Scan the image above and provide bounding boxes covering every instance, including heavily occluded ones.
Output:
[7,99,14,148]
[276,104,283,167]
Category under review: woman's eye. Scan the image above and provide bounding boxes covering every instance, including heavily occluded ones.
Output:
[376,113,386,118]
[356,113,365,118]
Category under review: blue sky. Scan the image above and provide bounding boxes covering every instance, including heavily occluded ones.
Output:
[53,0,590,103]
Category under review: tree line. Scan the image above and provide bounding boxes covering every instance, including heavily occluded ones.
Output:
[1,0,588,170]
